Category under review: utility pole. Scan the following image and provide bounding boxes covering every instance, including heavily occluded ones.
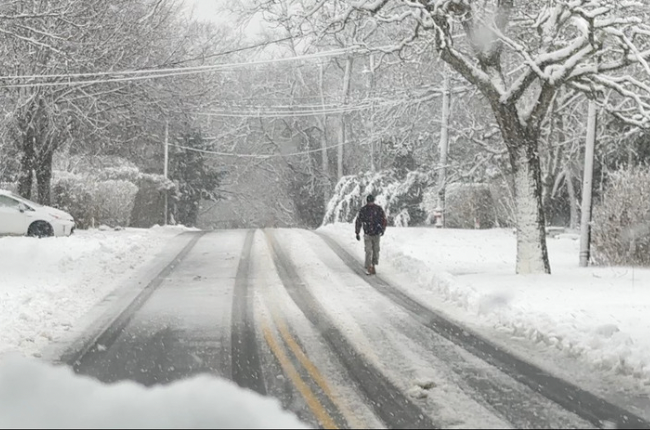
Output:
[338,56,353,181]
[319,63,330,208]
[163,120,169,226]
[367,53,376,172]
[435,67,451,228]
[579,100,597,267]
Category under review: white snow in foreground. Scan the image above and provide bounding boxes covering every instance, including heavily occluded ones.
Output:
[0,354,309,429]
[319,223,650,385]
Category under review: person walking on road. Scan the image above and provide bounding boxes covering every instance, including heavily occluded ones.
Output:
[355,194,387,275]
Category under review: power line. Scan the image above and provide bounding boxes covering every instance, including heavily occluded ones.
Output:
[168,140,352,159]
[164,36,296,67]
[170,86,469,118]
[190,100,398,117]
[0,45,381,88]
[2,43,347,81]
[197,84,469,105]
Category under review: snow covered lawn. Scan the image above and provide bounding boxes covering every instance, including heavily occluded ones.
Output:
[319,224,650,387]
[0,226,193,358]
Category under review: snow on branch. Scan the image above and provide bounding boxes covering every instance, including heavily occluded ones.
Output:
[439,44,496,95]
[504,2,645,87]
[605,27,650,77]
[509,1,650,125]
[322,169,433,227]
[338,0,650,125]
[0,27,66,55]
[592,74,650,125]
[336,0,498,95]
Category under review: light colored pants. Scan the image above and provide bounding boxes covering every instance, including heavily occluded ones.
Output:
[364,234,381,267]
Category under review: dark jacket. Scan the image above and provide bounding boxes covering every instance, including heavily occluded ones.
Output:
[355,203,387,236]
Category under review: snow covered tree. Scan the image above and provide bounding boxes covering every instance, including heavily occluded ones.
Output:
[318,0,650,274]
[592,165,650,266]
[169,131,225,227]
[0,0,201,205]
[322,169,433,227]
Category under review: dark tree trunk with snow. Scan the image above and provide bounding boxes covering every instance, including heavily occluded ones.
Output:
[566,168,578,230]
[35,149,54,205]
[491,102,551,274]
[508,136,551,273]
[17,134,35,199]
[14,96,53,203]
[16,101,57,205]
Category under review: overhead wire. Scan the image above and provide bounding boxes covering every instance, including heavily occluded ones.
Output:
[209,83,445,104]
[173,85,469,118]
[190,99,402,117]
[0,44,354,80]
[165,94,460,159]
[163,35,297,67]
[0,35,471,158]
[0,44,389,88]
[168,138,363,159]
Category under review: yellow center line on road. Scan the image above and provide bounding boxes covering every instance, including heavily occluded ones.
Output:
[261,320,338,430]
[261,228,365,428]
[273,314,365,429]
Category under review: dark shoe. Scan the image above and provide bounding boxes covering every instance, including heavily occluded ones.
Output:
[369,265,376,275]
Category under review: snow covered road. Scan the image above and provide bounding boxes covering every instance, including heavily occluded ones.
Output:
[38,228,647,429]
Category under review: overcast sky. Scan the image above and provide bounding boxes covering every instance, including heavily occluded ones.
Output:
[184,0,265,38]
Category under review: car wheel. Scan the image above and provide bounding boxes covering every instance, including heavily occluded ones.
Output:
[27,221,54,238]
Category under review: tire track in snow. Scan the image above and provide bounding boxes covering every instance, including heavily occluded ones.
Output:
[265,229,440,429]
[231,229,267,395]
[60,231,205,369]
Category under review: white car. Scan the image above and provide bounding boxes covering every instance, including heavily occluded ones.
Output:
[0,189,75,237]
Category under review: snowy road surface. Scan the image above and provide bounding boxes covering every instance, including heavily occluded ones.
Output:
[46,229,646,429]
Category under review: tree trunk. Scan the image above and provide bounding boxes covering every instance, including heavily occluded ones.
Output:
[509,139,551,274]
[367,54,376,172]
[35,149,54,205]
[566,168,578,229]
[579,100,597,267]
[541,147,563,223]
[494,102,551,274]
[320,130,330,208]
[17,133,36,199]
[545,108,567,225]
[540,100,557,221]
